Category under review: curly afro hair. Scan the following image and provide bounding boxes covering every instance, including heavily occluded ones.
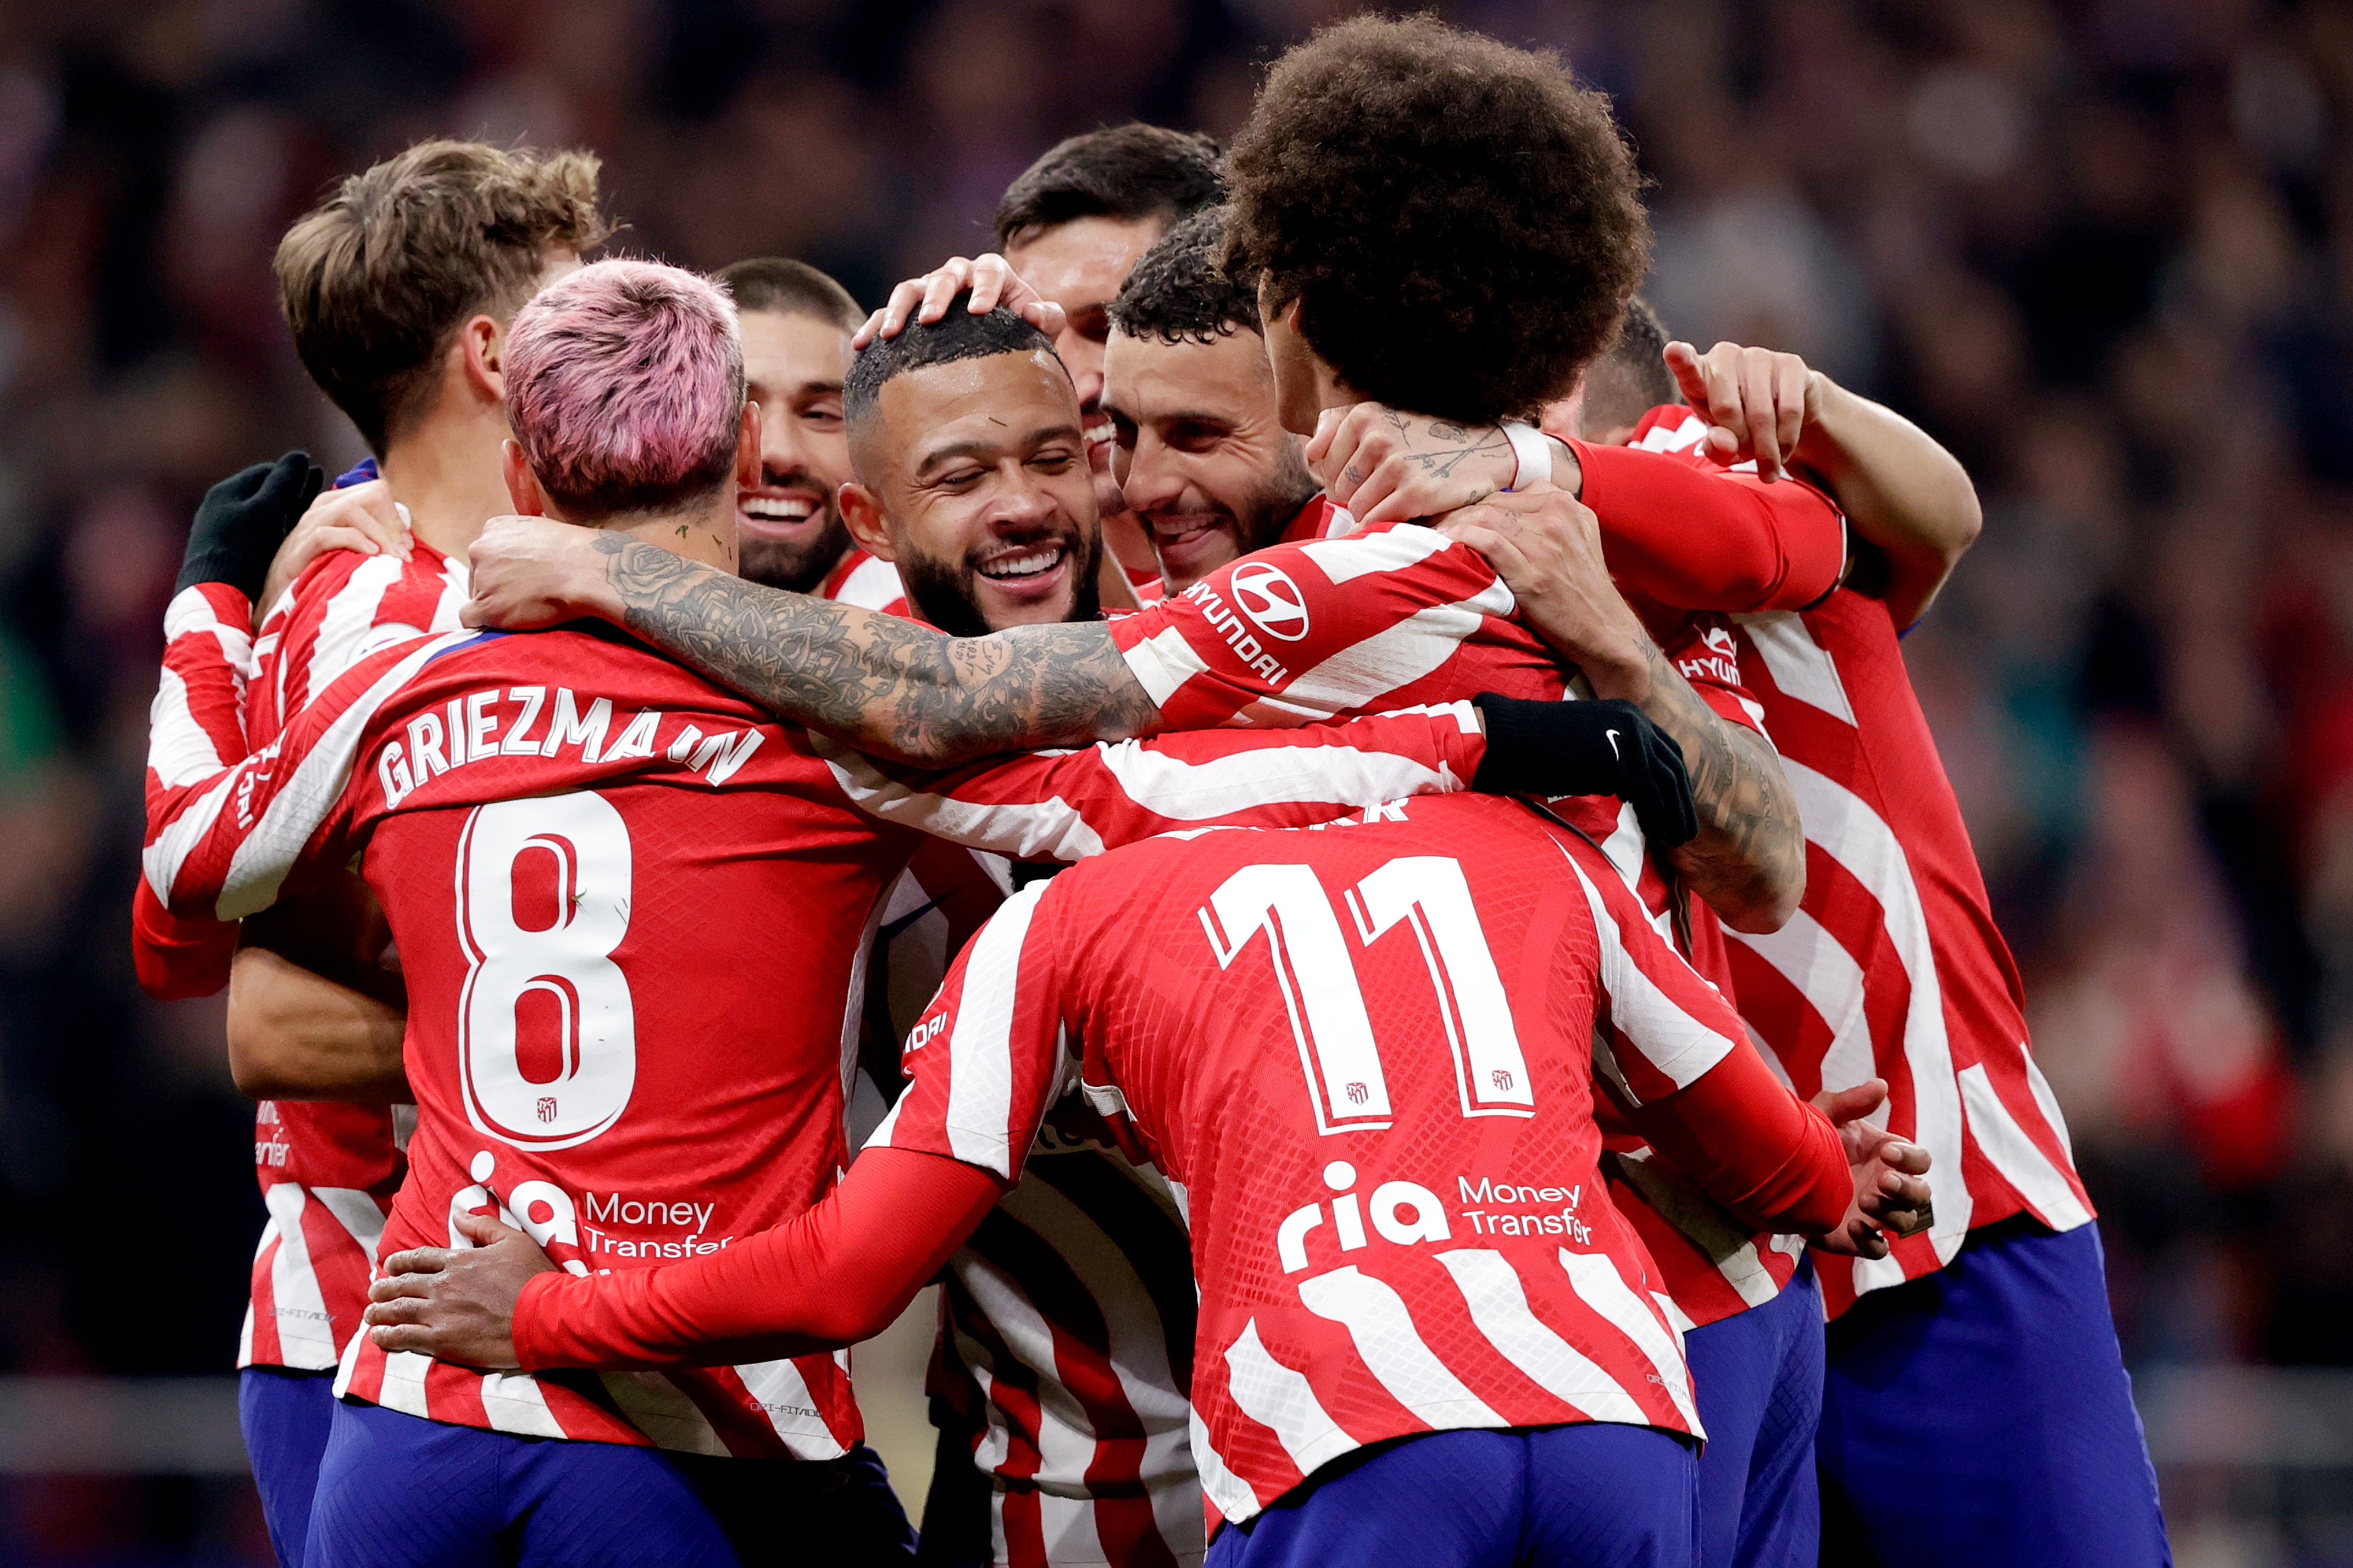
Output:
[1223,15,1651,424]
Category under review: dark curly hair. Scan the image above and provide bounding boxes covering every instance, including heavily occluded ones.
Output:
[1108,207,1260,346]
[1223,15,1651,424]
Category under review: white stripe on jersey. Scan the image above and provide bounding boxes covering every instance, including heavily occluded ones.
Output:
[1241,584,1517,726]
[1295,1266,1505,1428]
[1123,627,1213,709]
[1731,907,1875,1093]
[1090,709,1474,819]
[597,1370,729,1455]
[308,1187,389,1262]
[1738,610,1858,725]
[1734,760,1973,1278]
[1430,1248,1651,1426]
[1221,1317,1355,1480]
[1295,524,1453,584]
[214,633,469,919]
[735,1357,851,1457]
[1555,1249,1702,1434]
[479,1371,567,1439]
[307,554,405,697]
[941,881,1049,1175]
[149,667,228,789]
[957,1250,1106,1484]
[1957,1064,2094,1231]
[261,1185,337,1366]
[1190,1404,1259,1526]
[164,584,257,665]
[831,553,905,610]
[1564,855,1738,1097]
[815,740,1106,863]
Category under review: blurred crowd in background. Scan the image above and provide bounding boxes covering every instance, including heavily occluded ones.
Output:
[3,0,2352,1559]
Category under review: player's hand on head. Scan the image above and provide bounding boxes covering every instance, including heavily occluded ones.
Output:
[1808,1078,1934,1258]
[180,452,326,608]
[1308,404,1518,526]
[853,254,1066,349]
[460,514,625,630]
[257,479,412,614]
[363,1210,552,1369]
[1662,340,1818,483]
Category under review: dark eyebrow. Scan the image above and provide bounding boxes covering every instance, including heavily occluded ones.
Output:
[914,423,1084,479]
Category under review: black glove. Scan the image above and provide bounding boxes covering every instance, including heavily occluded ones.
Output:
[176,452,325,599]
[1470,693,1700,850]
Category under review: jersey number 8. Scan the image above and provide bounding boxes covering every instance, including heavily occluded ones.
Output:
[456,792,636,1150]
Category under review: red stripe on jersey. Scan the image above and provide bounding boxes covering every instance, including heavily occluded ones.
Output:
[1625,404,2094,1315]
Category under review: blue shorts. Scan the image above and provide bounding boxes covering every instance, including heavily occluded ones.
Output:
[305,1397,915,1567]
[1204,1424,1698,1568]
[1818,1217,2172,1567]
[241,1365,339,1568]
[1686,1258,1823,1568]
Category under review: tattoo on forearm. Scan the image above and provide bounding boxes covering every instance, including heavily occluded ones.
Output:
[589,534,1162,765]
[1630,641,1805,923]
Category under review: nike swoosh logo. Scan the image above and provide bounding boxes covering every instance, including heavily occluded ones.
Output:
[1605,728,1622,761]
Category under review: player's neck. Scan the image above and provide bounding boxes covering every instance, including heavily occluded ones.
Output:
[581,495,739,574]
[375,402,513,563]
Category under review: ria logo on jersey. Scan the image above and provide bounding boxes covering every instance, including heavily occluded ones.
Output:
[1277,1162,1594,1275]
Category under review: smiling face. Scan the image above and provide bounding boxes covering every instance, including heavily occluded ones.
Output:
[1005,214,1165,517]
[1102,324,1319,592]
[734,307,856,592]
[843,349,1103,634]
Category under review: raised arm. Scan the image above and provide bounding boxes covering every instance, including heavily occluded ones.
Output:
[463,519,1161,768]
[1662,340,1981,630]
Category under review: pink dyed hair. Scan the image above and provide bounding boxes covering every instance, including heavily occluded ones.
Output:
[504,258,745,518]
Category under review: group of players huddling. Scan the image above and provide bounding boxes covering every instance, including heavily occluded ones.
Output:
[131,15,2175,1568]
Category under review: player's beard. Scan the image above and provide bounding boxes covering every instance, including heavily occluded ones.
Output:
[898,520,1106,637]
[736,472,852,593]
[1242,435,1322,551]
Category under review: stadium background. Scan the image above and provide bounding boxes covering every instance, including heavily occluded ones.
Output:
[3,0,2350,1563]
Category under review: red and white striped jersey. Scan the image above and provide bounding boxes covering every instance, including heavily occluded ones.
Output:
[237,542,468,1370]
[1103,521,1809,1325]
[874,793,1755,1532]
[140,595,1501,1453]
[817,546,909,617]
[1625,404,2094,1315]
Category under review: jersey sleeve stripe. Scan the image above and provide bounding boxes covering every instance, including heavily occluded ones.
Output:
[148,666,230,789]
[942,881,1050,1176]
[1090,728,1467,820]
[213,633,467,919]
[816,738,1110,863]
[1553,1249,1702,1433]
[1295,525,1456,584]
[1562,854,1737,1094]
[1956,1064,2094,1231]
[1294,1265,1505,1429]
[304,554,404,698]
[1267,589,1515,721]
[1222,1317,1354,1480]
[1429,1248,1651,1426]
[1122,626,1212,709]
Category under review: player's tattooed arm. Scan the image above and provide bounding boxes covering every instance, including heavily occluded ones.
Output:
[1436,488,1804,932]
[498,525,1162,765]
[1308,403,1583,526]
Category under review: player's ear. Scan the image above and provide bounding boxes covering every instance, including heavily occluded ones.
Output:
[501,440,546,516]
[460,314,505,405]
[839,483,892,561]
[735,403,761,492]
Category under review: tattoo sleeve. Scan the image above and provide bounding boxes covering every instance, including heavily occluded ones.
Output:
[1622,641,1806,931]
[590,535,1163,766]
